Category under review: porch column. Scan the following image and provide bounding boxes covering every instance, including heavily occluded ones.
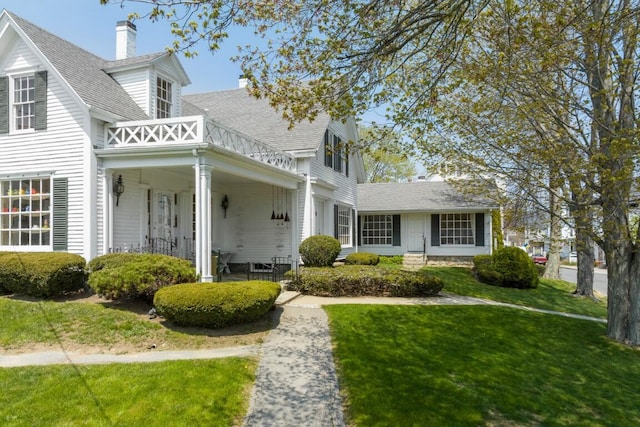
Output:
[199,165,214,282]
[302,174,314,241]
[194,159,202,276]
[102,169,113,255]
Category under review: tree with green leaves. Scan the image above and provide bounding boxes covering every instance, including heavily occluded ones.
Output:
[359,125,417,183]
[101,0,640,345]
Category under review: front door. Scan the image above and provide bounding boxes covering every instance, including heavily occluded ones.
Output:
[154,191,175,243]
[407,213,426,252]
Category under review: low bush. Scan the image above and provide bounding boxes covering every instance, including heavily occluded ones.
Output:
[345,252,380,266]
[88,254,196,301]
[492,247,539,289]
[475,247,538,289]
[154,281,281,328]
[87,252,144,272]
[0,252,86,297]
[378,255,404,265]
[299,235,341,267]
[289,265,444,297]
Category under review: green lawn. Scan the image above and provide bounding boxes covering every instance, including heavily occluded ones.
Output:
[425,266,607,319]
[0,297,269,352]
[326,304,639,426]
[0,358,256,426]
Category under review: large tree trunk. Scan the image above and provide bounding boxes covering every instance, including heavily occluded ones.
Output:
[573,210,594,297]
[543,187,562,279]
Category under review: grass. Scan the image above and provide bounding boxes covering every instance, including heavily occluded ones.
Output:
[0,358,256,426]
[0,297,270,352]
[424,266,607,319]
[326,304,639,426]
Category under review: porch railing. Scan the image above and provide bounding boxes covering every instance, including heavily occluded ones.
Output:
[104,116,297,172]
[247,256,298,282]
[110,237,195,264]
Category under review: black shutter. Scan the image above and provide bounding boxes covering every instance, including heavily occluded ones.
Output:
[0,76,8,134]
[53,178,68,251]
[392,214,401,246]
[324,130,332,167]
[345,145,350,177]
[34,71,47,131]
[334,204,339,239]
[475,213,485,246]
[431,214,440,246]
[356,213,361,246]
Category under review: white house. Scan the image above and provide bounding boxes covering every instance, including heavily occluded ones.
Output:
[0,11,363,281]
[357,181,498,260]
[0,10,497,280]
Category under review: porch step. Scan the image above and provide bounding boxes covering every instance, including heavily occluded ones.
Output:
[402,253,427,271]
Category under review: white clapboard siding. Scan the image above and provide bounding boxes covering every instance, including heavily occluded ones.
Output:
[111,69,150,116]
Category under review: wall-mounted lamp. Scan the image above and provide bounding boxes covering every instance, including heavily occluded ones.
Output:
[113,174,125,207]
[221,194,229,218]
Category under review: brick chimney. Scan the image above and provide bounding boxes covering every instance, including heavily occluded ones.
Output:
[116,21,137,60]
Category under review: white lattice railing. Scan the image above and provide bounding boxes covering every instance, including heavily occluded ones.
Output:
[105,116,297,172]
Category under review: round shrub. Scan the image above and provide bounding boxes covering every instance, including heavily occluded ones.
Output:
[0,252,86,297]
[87,252,144,272]
[88,254,196,300]
[491,247,539,289]
[299,235,341,267]
[154,281,281,328]
[345,252,380,266]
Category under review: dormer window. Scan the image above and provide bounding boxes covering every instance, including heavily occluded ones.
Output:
[156,77,172,119]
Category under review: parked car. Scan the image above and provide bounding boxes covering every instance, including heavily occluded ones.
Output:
[532,254,547,265]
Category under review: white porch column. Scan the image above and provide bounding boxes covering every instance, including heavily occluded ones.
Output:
[102,169,114,255]
[302,174,314,240]
[199,165,214,282]
[194,157,202,277]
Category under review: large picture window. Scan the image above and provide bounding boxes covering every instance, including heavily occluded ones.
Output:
[156,77,172,119]
[361,214,393,245]
[440,213,474,245]
[0,177,51,247]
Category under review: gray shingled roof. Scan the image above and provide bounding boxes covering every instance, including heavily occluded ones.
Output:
[358,181,498,212]
[183,89,330,152]
[8,11,149,121]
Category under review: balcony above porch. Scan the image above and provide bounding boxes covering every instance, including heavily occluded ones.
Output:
[104,115,297,172]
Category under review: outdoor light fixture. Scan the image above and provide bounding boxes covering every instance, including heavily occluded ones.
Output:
[113,174,125,207]
[221,194,229,218]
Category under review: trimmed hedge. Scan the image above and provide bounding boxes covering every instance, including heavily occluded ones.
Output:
[88,254,196,301]
[153,281,281,328]
[473,248,538,289]
[87,252,145,272]
[379,255,404,265]
[299,235,341,267]
[344,252,380,266]
[0,252,86,297]
[289,265,444,297]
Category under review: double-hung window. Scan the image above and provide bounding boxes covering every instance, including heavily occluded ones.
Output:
[0,71,47,134]
[336,205,351,246]
[156,77,172,119]
[14,75,35,131]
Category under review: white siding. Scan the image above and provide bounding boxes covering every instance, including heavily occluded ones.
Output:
[111,69,150,116]
[0,41,90,259]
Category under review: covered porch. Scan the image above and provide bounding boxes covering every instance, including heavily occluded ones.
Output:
[96,115,303,281]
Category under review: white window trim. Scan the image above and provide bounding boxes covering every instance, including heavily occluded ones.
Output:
[337,205,352,247]
[156,75,173,119]
[9,71,36,134]
[361,214,393,246]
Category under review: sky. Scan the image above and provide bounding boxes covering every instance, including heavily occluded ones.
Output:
[3,0,250,94]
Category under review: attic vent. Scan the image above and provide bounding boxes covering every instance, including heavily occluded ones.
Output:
[116,20,137,60]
